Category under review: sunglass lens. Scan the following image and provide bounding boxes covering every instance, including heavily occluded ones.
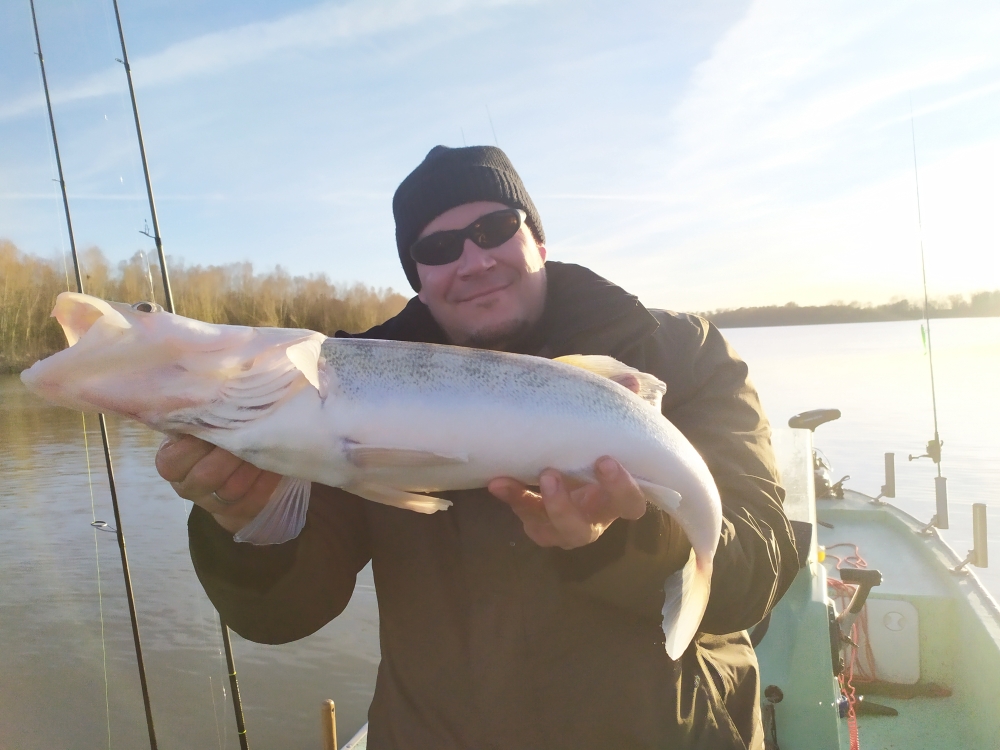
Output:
[472,210,521,248]
[410,233,464,266]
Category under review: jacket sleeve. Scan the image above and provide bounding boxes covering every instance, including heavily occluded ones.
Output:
[188,483,372,644]
[650,312,798,634]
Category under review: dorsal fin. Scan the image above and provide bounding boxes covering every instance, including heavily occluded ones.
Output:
[554,354,666,410]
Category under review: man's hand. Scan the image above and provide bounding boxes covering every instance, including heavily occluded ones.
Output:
[155,435,281,534]
[488,457,647,549]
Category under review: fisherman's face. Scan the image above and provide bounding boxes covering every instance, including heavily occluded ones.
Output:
[416,201,547,350]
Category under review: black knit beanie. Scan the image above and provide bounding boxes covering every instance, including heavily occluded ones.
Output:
[393,145,545,291]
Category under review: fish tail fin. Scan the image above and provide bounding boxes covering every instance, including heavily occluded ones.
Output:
[234,476,311,545]
[554,354,665,409]
[661,550,711,660]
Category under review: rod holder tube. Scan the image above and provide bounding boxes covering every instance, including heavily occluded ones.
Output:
[882,453,895,498]
[934,476,949,530]
[971,503,988,568]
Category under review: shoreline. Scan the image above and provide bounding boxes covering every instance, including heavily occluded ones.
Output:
[703,310,1000,329]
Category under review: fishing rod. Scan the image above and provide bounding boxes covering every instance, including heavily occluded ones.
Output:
[28,1,159,747]
[109,0,173,312]
[907,107,948,531]
[107,0,249,745]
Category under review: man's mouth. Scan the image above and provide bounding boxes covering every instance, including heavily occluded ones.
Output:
[456,281,513,303]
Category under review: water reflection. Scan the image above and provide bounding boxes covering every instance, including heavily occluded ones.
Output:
[0,376,379,750]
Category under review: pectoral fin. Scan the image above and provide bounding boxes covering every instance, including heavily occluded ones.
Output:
[285,338,324,395]
[661,549,712,660]
[184,333,327,430]
[344,442,467,469]
[345,482,452,514]
[234,476,311,545]
[554,354,666,409]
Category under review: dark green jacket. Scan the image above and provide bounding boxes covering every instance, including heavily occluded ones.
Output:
[189,261,798,749]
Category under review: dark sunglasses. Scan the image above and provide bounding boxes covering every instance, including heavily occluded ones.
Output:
[409,208,527,266]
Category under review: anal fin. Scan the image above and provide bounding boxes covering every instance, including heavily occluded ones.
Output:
[636,479,683,513]
[345,482,452,514]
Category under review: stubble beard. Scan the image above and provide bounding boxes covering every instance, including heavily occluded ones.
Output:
[456,317,535,351]
[442,267,547,351]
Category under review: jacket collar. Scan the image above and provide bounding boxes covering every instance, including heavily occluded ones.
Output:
[539,261,659,358]
[352,261,659,358]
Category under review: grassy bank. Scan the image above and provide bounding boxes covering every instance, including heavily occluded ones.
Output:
[0,240,407,374]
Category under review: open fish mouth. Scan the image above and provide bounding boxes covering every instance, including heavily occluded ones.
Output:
[51,293,131,346]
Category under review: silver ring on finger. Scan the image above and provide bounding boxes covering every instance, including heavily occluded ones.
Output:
[212,492,238,507]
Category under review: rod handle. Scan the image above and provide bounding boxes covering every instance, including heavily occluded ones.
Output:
[322,700,337,750]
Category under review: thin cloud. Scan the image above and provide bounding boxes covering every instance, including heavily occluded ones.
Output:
[644,0,994,236]
[544,0,1000,309]
[0,0,531,121]
[876,80,1000,128]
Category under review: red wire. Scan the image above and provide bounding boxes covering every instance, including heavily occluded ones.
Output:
[826,543,876,749]
[839,633,861,750]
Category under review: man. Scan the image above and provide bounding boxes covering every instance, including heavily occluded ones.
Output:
[158,146,798,749]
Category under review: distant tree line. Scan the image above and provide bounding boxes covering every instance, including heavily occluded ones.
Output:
[701,292,1000,329]
[0,240,408,373]
[4,239,997,372]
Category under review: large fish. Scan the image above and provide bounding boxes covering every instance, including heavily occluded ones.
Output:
[22,292,722,658]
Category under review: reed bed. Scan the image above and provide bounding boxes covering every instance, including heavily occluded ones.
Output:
[0,240,408,373]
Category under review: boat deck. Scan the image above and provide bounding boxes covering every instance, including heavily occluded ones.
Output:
[853,693,969,750]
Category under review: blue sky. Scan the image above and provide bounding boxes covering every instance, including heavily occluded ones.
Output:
[1,0,997,311]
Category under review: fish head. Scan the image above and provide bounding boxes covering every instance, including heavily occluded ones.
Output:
[21,292,325,430]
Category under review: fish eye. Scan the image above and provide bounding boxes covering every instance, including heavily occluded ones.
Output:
[131,301,162,313]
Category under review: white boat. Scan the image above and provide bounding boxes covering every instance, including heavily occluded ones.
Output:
[753,413,999,749]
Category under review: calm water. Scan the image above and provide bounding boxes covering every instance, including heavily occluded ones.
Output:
[725,316,1000,600]
[1,317,997,749]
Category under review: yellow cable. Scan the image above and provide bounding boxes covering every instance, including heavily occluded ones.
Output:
[82,413,113,750]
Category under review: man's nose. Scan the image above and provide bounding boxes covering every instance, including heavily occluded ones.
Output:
[456,239,497,275]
